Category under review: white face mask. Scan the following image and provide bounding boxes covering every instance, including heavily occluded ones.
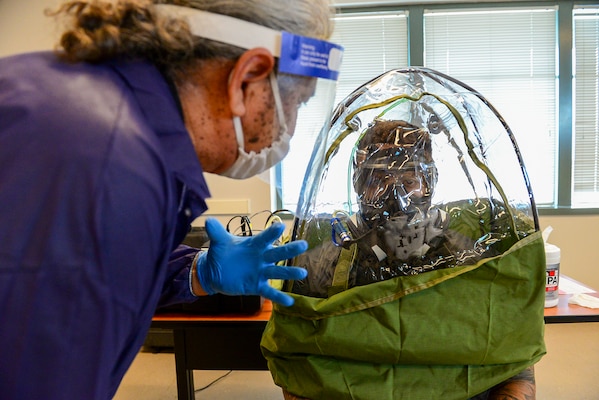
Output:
[221,74,292,180]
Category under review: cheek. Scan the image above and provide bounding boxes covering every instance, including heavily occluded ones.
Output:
[246,87,276,147]
[249,111,273,144]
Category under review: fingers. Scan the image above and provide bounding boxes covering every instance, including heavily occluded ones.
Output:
[264,240,308,263]
[260,284,296,307]
[204,218,231,243]
[253,222,286,246]
[262,265,307,281]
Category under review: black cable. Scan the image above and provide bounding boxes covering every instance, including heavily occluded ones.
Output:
[194,370,233,392]
[226,215,252,236]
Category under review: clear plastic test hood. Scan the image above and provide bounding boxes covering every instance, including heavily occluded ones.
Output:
[288,67,540,298]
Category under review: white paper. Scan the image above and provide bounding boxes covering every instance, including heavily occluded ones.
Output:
[568,293,599,309]
[559,276,597,295]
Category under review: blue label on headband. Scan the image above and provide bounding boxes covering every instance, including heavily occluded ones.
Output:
[278,32,343,81]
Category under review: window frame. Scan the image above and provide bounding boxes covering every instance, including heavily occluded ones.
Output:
[275,1,599,216]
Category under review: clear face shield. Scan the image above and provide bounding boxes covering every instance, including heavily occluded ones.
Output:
[153,5,343,178]
[287,67,539,298]
[274,32,343,138]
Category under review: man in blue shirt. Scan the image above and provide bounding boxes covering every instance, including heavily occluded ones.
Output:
[0,1,341,399]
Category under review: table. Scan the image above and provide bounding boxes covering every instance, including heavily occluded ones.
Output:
[544,275,599,324]
[151,301,273,400]
[151,275,599,400]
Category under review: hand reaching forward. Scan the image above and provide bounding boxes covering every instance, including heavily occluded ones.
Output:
[195,218,308,306]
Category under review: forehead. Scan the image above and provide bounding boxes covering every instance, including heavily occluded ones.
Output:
[365,167,421,179]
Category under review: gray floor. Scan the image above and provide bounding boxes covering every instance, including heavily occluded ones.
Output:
[113,352,282,400]
[113,323,599,400]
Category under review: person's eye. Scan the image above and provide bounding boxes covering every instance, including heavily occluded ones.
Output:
[403,180,423,192]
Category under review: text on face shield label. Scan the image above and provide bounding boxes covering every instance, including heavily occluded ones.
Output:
[279,31,343,81]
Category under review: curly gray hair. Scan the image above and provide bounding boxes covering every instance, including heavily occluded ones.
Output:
[48,0,335,72]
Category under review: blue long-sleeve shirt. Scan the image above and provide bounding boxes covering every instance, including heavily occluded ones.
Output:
[0,51,210,399]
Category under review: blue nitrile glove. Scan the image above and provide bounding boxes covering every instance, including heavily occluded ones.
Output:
[195,217,308,306]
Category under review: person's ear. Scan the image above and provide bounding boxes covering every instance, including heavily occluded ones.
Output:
[228,47,276,116]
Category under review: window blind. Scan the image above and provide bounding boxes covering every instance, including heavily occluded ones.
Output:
[572,8,599,206]
[423,7,558,206]
[279,12,408,211]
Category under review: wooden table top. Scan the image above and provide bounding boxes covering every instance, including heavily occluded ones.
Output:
[152,275,599,324]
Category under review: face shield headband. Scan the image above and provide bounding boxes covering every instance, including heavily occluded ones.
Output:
[153,4,344,175]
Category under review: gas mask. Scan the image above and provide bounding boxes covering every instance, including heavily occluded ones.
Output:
[352,121,437,225]
[154,4,343,179]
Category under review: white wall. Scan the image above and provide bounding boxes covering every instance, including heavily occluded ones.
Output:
[0,0,273,229]
[539,215,599,290]
[0,0,63,57]
[2,0,598,289]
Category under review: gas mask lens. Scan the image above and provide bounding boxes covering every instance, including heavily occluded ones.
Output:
[397,170,425,201]
[358,170,396,208]
[357,168,425,209]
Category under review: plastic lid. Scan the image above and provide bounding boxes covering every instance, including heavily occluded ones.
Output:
[545,243,560,265]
